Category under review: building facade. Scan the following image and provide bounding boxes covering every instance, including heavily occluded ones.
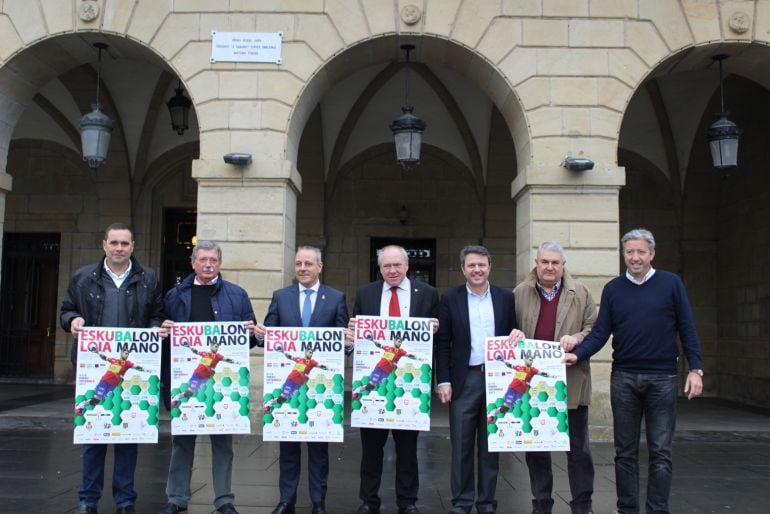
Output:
[1,1,769,436]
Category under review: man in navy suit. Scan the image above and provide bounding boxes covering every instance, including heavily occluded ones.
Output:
[256,246,349,514]
[350,245,439,514]
[435,245,523,514]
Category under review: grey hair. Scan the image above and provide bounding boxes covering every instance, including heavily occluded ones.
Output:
[621,228,656,251]
[296,245,323,264]
[460,245,491,266]
[377,245,409,266]
[536,241,566,262]
[191,240,222,262]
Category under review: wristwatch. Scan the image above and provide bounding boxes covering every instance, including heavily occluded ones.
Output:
[690,369,704,377]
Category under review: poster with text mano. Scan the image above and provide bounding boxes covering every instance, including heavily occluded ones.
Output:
[73,327,162,444]
[170,321,251,435]
[261,327,346,442]
[485,337,569,452]
[351,316,433,431]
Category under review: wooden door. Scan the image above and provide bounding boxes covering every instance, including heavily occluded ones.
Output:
[0,233,60,377]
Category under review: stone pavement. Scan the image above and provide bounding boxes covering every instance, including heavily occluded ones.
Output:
[0,382,769,514]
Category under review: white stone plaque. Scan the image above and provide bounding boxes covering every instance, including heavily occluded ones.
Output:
[211,31,283,64]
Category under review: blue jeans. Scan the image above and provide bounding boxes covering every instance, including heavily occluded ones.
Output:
[78,443,138,508]
[611,371,677,514]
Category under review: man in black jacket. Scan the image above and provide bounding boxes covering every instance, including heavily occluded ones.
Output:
[61,223,166,514]
[435,245,522,514]
[350,245,439,514]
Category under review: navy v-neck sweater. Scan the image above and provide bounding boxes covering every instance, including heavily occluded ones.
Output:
[573,270,702,374]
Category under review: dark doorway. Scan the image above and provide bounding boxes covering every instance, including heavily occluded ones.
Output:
[370,238,436,286]
[162,208,197,292]
[0,233,60,378]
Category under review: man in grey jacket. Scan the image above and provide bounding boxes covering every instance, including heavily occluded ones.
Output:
[514,241,597,514]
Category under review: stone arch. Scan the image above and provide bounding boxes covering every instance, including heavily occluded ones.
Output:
[0,30,200,381]
[287,35,530,179]
[619,40,770,408]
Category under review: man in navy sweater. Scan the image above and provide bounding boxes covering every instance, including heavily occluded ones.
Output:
[564,228,703,514]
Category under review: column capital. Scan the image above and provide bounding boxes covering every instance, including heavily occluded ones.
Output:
[192,158,302,194]
[511,163,625,201]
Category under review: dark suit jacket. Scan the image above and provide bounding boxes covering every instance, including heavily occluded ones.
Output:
[264,283,349,329]
[435,283,517,401]
[353,279,439,319]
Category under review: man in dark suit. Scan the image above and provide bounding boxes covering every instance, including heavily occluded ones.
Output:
[435,245,523,514]
[351,245,439,514]
[257,246,349,514]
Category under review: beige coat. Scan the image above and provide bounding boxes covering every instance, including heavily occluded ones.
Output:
[514,268,597,408]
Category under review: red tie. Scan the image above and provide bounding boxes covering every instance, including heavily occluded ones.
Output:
[389,286,401,317]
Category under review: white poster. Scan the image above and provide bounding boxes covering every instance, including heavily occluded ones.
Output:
[262,327,346,442]
[351,316,433,431]
[485,337,570,452]
[73,327,162,444]
[169,322,252,435]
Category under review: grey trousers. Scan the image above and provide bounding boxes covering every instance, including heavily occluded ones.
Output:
[449,370,499,513]
[165,434,234,509]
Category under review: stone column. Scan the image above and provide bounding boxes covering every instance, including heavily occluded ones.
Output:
[512,164,624,441]
[192,157,301,316]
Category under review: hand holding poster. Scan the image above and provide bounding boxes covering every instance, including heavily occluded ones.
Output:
[262,327,346,442]
[485,337,569,452]
[351,316,433,431]
[170,322,252,435]
[73,327,162,444]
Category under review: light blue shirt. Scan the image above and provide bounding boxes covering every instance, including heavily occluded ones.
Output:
[467,284,495,366]
[299,282,320,313]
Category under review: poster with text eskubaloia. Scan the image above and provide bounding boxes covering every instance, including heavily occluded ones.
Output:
[170,322,251,435]
[485,337,569,452]
[351,316,433,431]
[73,327,162,444]
[262,327,346,442]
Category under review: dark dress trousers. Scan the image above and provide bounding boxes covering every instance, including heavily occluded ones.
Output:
[263,284,349,505]
[435,284,517,514]
[353,279,439,509]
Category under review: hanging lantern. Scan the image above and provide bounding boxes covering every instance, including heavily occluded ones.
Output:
[79,43,113,169]
[167,79,192,135]
[706,54,741,170]
[389,44,426,170]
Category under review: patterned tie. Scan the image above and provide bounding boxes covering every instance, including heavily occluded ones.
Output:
[302,289,313,327]
[389,286,401,317]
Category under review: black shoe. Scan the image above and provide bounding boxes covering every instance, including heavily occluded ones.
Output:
[399,505,420,514]
[271,503,295,514]
[312,502,327,514]
[115,507,136,514]
[357,504,380,514]
[77,506,98,514]
[158,503,187,514]
[216,504,239,514]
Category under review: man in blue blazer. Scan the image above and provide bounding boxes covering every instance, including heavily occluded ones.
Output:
[257,246,349,514]
[435,245,523,514]
[351,245,439,514]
